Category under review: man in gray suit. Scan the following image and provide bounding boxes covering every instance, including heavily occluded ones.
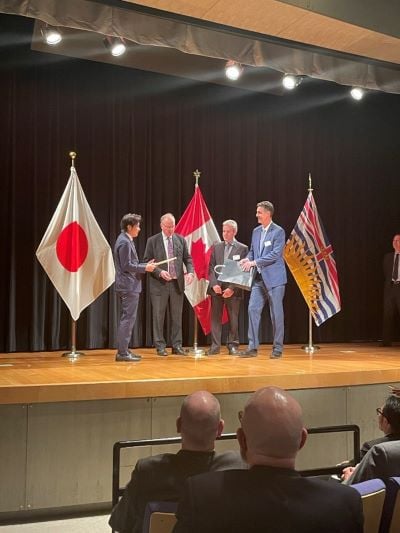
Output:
[207,220,248,355]
[143,213,194,356]
[114,213,156,362]
[240,201,287,359]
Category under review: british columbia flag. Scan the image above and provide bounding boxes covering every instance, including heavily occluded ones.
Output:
[284,191,341,326]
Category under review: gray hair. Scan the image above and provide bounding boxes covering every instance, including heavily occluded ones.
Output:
[222,219,238,232]
[257,201,274,215]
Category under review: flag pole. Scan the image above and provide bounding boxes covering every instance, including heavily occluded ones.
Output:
[301,173,320,355]
[188,169,206,358]
[62,151,84,359]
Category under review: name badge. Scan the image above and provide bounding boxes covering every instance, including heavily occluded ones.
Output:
[265,240,272,246]
[232,254,240,261]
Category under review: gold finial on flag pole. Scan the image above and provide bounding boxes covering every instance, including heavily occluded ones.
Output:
[69,151,77,168]
[193,169,201,186]
[308,172,313,193]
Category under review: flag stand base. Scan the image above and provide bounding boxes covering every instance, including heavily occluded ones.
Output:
[188,345,206,358]
[62,350,84,359]
[301,344,320,354]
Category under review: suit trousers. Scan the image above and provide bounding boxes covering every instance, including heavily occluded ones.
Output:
[151,280,183,350]
[382,284,400,345]
[248,278,285,352]
[210,295,241,351]
[116,291,140,354]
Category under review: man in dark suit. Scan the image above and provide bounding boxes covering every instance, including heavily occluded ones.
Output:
[207,220,248,355]
[109,391,245,533]
[240,201,287,359]
[114,213,156,362]
[143,213,194,356]
[342,394,400,482]
[382,234,400,346]
[173,387,364,533]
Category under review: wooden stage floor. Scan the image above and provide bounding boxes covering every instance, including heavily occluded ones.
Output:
[0,343,399,405]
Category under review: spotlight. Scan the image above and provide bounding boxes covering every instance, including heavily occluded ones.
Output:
[41,25,62,46]
[104,36,127,57]
[350,87,364,101]
[282,74,302,90]
[225,60,243,81]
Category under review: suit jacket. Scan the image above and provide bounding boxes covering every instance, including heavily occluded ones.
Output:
[248,222,287,289]
[208,240,248,298]
[114,232,147,293]
[173,466,363,533]
[143,233,194,294]
[347,441,400,485]
[383,251,397,287]
[360,433,400,459]
[109,450,245,533]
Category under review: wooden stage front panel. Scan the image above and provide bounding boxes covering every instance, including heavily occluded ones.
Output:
[0,343,399,404]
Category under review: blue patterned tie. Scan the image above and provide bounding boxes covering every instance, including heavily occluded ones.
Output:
[168,237,177,278]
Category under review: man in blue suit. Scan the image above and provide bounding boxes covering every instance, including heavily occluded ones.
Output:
[240,201,287,359]
[114,213,156,362]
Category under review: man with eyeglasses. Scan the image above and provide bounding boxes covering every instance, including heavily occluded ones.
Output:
[342,394,400,483]
[144,213,194,356]
[173,387,363,533]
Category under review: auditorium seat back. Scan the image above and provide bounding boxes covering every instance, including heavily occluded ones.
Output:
[352,479,386,533]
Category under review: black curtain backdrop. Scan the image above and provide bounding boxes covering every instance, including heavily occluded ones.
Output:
[1,14,400,352]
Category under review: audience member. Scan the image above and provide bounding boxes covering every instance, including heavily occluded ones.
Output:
[342,394,400,483]
[109,391,245,533]
[173,386,363,533]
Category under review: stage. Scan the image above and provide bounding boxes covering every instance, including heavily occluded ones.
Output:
[1,343,399,405]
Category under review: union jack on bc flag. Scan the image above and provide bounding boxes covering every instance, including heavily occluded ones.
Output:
[284,192,341,326]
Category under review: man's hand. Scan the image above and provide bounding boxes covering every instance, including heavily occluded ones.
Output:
[185,273,194,285]
[222,288,234,298]
[145,259,157,272]
[160,270,172,281]
[240,258,256,272]
[213,285,222,295]
[341,466,356,481]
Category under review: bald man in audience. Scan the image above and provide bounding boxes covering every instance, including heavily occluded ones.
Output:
[173,387,363,533]
[109,391,245,533]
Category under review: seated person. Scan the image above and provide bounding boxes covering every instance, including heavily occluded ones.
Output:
[109,391,245,533]
[344,440,400,485]
[173,387,363,533]
[342,394,400,481]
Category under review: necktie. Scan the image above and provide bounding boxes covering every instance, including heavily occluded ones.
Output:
[167,237,177,278]
[259,230,266,255]
[392,254,399,281]
[224,242,231,262]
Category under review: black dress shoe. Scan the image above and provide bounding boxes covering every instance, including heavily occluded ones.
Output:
[270,350,282,359]
[157,349,168,356]
[115,352,142,362]
[206,348,220,355]
[172,346,187,355]
[228,346,240,356]
[239,349,258,358]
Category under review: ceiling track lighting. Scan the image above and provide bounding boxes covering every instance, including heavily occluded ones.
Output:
[103,36,127,57]
[350,87,365,101]
[282,74,303,90]
[41,24,62,46]
[225,60,243,81]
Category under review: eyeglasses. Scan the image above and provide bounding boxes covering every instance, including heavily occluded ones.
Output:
[376,407,383,416]
[238,410,243,423]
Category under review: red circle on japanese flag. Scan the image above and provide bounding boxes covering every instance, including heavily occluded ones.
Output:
[56,222,89,272]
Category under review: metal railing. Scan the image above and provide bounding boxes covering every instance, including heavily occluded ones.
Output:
[112,424,360,509]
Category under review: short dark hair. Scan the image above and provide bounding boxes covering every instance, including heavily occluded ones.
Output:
[120,213,142,231]
[257,201,274,215]
[382,395,400,433]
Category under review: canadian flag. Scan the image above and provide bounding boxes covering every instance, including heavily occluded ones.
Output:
[175,184,221,335]
[36,166,115,321]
